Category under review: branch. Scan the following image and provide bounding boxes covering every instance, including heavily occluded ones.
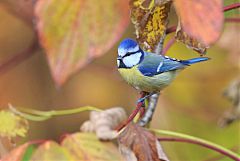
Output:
[0,39,39,76]
[204,146,239,161]
[158,137,240,161]
[162,37,175,55]
[223,3,240,12]
[152,129,240,161]
[225,17,240,23]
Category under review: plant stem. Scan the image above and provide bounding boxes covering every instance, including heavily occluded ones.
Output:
[152,129,240,161]
[223,3,240,12]
[9,105,102,121]
[204,146,239,161]
[158,138,239,161]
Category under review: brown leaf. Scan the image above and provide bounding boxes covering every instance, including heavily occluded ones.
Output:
[174,0,223,46]
[35,0,129,85]
[130,0,172,52]
[219,77,240,127]
[118,123,169,161]
[175,23,208,55]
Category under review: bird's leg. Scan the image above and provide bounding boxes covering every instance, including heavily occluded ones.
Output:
[138,93,160,127]
[137,92,155,103]
[139,105,146,118]
[115,92,147,132]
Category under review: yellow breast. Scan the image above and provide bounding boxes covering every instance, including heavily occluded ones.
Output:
[118,66,179,92]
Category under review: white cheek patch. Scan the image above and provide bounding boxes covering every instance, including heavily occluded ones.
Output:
[123,52,142,68]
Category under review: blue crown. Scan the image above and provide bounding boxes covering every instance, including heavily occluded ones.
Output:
[119,38,138,49]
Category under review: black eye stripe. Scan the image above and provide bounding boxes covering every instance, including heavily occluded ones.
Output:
[123,50,141,58]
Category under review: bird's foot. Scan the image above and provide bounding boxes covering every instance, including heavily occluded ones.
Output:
[137,92,155,103]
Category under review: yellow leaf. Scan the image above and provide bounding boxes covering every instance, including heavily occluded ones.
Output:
[130,0,172,52]
[0,110,28,138]
[30,141,75,161]
[62,133,123,161]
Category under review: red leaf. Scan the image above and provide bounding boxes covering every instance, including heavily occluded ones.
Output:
[174,0,224,45]
[35,0,129,85]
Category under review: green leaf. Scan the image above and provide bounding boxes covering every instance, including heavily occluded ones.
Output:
[35,0,129,85]
[21,144,36,161]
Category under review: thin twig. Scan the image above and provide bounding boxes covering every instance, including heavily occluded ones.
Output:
[225,17,240,23]
[158,137,240,161]
[223,3,240,12]
[204,146,239,161]
[0,39,39,76]
[166,26,177,35]
[116,92,146,131]
[162,37,175,55]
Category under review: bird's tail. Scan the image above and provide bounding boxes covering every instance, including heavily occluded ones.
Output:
[181,57,210,65]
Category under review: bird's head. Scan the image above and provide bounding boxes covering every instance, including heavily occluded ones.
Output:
[117,38,144,68]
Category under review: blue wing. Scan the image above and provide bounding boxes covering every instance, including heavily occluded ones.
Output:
[138,53,186,76]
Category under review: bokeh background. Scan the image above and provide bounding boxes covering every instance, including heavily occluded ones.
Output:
[0,1,239,161]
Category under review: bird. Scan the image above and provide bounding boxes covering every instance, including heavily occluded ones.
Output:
[117,38,209,100]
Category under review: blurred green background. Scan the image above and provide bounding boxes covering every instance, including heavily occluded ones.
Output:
[0,1,239,161]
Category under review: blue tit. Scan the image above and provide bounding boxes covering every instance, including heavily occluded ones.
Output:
[117,38,209,93]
